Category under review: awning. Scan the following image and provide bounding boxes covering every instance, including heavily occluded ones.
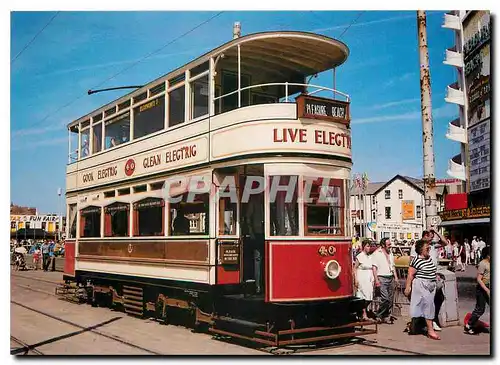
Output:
[440,217,490,226]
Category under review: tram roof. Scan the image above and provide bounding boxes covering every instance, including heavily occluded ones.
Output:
[68,31,349,129]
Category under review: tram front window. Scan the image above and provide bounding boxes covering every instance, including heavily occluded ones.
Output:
[304,178,343,235]
[269,175,299,236]
[170,193,209,235]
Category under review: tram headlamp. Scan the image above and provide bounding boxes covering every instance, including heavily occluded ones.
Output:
[324,260,341,280]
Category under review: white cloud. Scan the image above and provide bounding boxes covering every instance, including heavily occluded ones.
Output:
[384,72,415,88]
[372,97,420,110]
[11,137,67,151]
[312,14,416,33]
[11,120,67,138]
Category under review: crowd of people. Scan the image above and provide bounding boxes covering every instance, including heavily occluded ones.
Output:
[11,239,65,271]
[352,230,490,340]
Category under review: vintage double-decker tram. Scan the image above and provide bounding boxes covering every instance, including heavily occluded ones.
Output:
[61,28,377,346]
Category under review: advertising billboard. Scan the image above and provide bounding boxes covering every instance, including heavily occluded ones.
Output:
[401,200,415,220]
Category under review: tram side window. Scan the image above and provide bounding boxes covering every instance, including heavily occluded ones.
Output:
[169,86,185,127]
[133,198,164,236]
[69,125,79,163]
[68,204,77,239]
[92,122,102,154]
[104,203,129,237]
[304,177,343,236]
[80,206,101,238]
[190,74,209,119]
[80,128,90,158]
[269,175,299,236]
[105,112,130,149]
[133,96,165,139]
[170,193,209,236]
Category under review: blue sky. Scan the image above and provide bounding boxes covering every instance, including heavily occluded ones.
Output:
[10,10,461,214]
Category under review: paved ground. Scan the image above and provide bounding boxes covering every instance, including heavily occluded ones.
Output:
[10,269,490,356]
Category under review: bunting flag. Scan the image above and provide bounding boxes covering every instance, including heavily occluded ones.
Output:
[361,172,369,191]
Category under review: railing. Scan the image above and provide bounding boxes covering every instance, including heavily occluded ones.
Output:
[213,82,350,107]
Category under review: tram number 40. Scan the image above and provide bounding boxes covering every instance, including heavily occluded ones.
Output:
[318,245,336,256]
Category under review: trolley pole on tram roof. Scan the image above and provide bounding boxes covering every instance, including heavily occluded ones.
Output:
[417,11,439,230]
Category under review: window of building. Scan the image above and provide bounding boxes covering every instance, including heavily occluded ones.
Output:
[372,196,376,205]
[304,177,343,236]
[414,232,420,240]
[80,206,101,237]
[92,122,102,154]
[385,206,391,219]
[80,128,90,158]
[168,86,185,127]
[42,222,46,230]
[399,232,405,240]
[269,175,299,236]
[372,211,376,221]
[416,205,422,219]
[383,232,390,238]
[407,232,412,240]
[133,96,165,139]
[25,222,31,229]
[105,112,130,149]
[104,202,129,237]
[169,193,209,235]
[385,190,390,199]
[11,222,16,230]
[398,189,403,199]
[68,203,77,238]
[391,232,397,240]
[133,198,164,236]
[190,74,209,119]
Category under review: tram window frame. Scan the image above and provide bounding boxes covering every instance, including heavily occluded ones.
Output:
[303,177,344,236]
[80,206,101,238]
[269,175,299,237]
[104,112,131,150]
[92,121,103,154]
[170,193,209,236]
[218,184,238,236]
[220,70,251,113]
[104,202,130,237]
[168,84,185,127]
[133,95,166,139]
[67,203,77,239]
[80,127,90,159]
[118,187,130,196]
[133,198,165,236]
[189,73,209,121]
[69,125,79,163]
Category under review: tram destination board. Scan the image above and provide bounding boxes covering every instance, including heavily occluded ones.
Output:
[219,244,240,265]
[296,94,350,125]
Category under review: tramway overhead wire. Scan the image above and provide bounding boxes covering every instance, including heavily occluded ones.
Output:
[11,12,60,64]
[338,11,365,39]
[12,11,225,135]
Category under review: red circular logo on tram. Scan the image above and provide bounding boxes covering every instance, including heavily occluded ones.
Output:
[125,159,136,176]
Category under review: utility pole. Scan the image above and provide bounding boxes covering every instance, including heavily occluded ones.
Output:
[417,11,439,229]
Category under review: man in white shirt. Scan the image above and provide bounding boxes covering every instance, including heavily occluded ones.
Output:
[477,237,486,258]
[471,236,479,265]
[372,238,398,323]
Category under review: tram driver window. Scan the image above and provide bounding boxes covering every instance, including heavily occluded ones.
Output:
[269,175,299,236]
[304,177,343,236]
[170,193,209,236]
[105,112,130,150]
[80,206,101,238]
[133,198,164,236]
[104,203,129,237]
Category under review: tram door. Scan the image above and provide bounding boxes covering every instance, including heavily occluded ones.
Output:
[241,177,265,293]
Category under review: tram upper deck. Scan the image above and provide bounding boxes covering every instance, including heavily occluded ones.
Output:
[66,31,352,194]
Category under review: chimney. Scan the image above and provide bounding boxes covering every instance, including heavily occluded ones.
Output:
[233,22,241,39]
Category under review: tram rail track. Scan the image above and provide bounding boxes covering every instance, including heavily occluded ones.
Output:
[11,335,45,355]
[11,272,62,286]
[11,300,162,355]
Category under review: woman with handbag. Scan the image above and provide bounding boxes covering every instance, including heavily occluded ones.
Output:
[404,240,440,340]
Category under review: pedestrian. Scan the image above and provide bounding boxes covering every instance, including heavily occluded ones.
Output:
[49,241,56,271]
[471,236,479,265]
[477,237,486,259]
[354,239,376,321]
[465,239,471,266]
[464,246,490,335]
[372,238,398,323]
[41,240,50,271]
[456,241,466,272]
[33,245,41,270]
[405,240,440,340]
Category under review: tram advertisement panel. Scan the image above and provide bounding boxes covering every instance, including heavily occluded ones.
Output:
[211,121,351,161]
[266,241,353,302]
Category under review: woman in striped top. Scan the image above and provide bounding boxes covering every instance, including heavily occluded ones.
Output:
[404,240,440,340]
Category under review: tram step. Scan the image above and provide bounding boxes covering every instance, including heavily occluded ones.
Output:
[123,286,143,293]
[122,285,144,317]
[124,302,144,311]
[123,293,143,301]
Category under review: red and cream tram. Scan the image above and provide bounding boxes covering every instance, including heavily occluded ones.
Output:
[60,29,377,346]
